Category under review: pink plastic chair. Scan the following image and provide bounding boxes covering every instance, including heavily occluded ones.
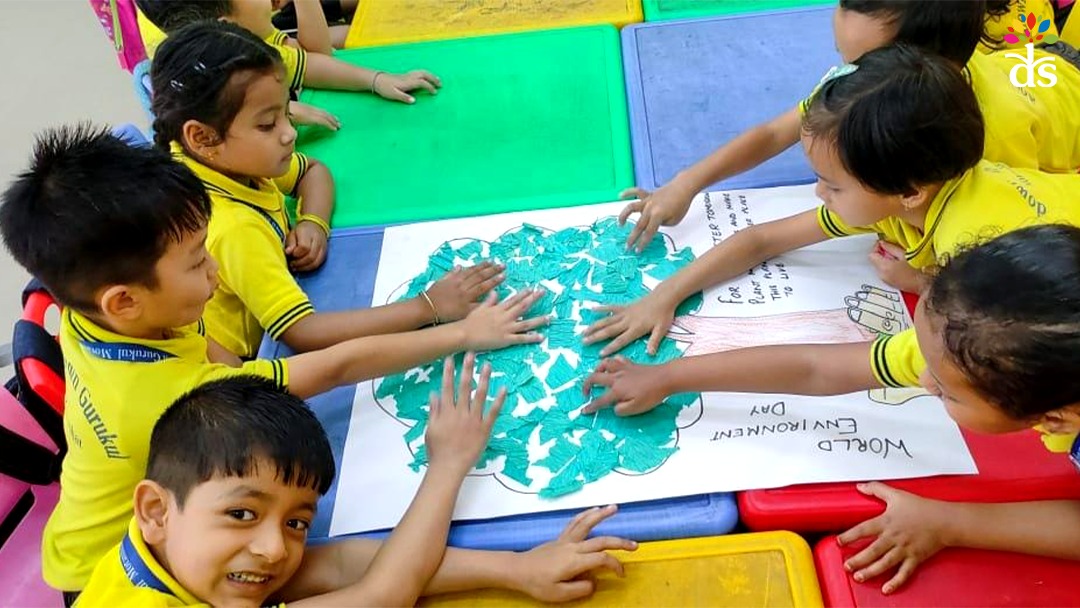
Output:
[0,387,61,607]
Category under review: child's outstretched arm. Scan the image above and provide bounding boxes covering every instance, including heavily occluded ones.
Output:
[837,483,1080,595]
[583,208,827,356]
[292,0,333,56]
[285,290,547,398]
[303,54,442,104]
[583,341,878,416]
[287,158,334,272]
[620,107,801,252]
[279,505,637,603]
[281,262,511,352]
[291,353,503,607]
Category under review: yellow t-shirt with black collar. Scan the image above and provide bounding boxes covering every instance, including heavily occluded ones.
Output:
[799,49,1078,173]
[76,518,286,607]
[816,159,1080,271]
[869,329,1079,457]
[137,10,307,95]
[173,144,315,359]
[42,309,288,592]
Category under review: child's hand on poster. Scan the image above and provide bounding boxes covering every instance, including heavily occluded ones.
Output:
[424,262,505,323]
[617,181,698,252]
[507,505,638,602]
[425,353,505,478]
[581,356,669,416]
[837,482,951,594]
[582,291,679,357]
[458,289,549,352]
[869,241,927,295]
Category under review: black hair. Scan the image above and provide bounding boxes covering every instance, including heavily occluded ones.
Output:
[135,0,233,33]
[839,0,992,64]
[151,20,283,150]
[147,376,335,507]
[0,124,211,312]
[926,224,1080,420]
[802,44,984,196]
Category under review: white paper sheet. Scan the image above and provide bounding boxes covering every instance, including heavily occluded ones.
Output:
[329,184,977,536]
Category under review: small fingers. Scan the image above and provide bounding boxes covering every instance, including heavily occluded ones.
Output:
[599,330,641,357]
[484,386,507,427]
[582,314,622,339]
[457,352,476,410]
[512,316,551,333]
[469,272,505,299]
[581,391,617,414]
[581,369,610,396]
[882,558,919,595]
[625,214,652,251]
[574,551,626,579]
[645,322,669,356]
[634,216,664,253]
[471,360,491,412]
[619,187,649,201]
[853,547,903,584]
[551,580,595,603]
[618,199,644,226]
[837,518,881,547]
[845,537,892,574]
[564,505,619,541]
[579,535,636,555]
[440,356,456,408]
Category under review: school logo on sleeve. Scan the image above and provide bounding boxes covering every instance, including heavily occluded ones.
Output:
[1003,13,1059,88]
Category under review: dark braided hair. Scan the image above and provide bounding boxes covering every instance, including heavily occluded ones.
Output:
[150,20,283,150]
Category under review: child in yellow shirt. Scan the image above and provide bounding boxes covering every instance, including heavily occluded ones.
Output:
[620,0,1080,252]
[585,44,1080,356]
[582,223,1080,595]
[75,374,633,607]
[0,126,545,594]
[149,21,521,359]
[136,0,440,105]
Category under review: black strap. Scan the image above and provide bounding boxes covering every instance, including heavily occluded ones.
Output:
[0,404,61,485]
[11,320,65,448]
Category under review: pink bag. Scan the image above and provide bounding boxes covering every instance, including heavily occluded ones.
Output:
[88,0,147,72]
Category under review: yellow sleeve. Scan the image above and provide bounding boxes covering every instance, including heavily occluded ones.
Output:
[816,205,875,239]
[868,328,925,388]
[215,214,315,341]
[268,29,307,92]
[272,153,310,198]
[198,357,290,390]
[1035,426,1078,453]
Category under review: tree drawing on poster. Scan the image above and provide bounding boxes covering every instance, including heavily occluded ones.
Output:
[372,216,923,499]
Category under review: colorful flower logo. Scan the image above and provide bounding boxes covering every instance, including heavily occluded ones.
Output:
[1004,12,1058,45]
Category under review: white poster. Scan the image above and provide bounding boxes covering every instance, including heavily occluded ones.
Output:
[330,185,977,536]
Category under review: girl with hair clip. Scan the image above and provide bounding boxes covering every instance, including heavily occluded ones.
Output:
[584,223,1080,594]
[150,20,529,360]
[619,0,1080,253]
[583,44,1080,358]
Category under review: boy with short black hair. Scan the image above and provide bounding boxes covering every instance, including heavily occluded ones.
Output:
[0,124,544,594]
[76,373,634,607]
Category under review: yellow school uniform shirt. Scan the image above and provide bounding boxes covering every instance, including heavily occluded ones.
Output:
[980,0,1059,54]
[173,144,315,359]
[816,159,1080,271]
[42,309,288,591]
[799,51,1076,173]
[869,328,1079,455]
[968,49,1080,173]
[76,518,285,608]
[137,10,306,94]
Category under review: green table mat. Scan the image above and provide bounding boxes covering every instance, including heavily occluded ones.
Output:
[298,25,634,227]
[643,0,835,22]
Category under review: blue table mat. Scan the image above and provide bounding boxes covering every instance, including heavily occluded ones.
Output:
[622,7,839,192]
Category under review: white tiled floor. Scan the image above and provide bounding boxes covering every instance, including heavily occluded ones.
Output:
[0,1,145,356]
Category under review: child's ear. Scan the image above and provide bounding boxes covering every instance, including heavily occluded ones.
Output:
[98,285,144,322]
[1040,403,1080,435]
[181,120,224,160]
[134,480,172,545]
[899,183,940,211]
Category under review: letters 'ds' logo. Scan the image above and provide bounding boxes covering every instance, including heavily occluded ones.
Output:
[1003,12,1058,88]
